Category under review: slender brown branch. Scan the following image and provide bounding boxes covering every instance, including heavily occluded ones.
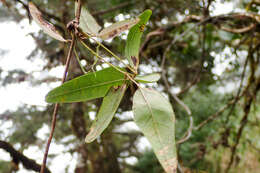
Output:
[161,70,193,145]
[177,116,193,145]
[194,94,244,131]
[16,0,31,21]
[0,140,51,173]
[177,72,200,96]
[225,44,260,173]
[140,29,165,53]
[75,0,82,24]
[224,55,249,124]
[143,12,259,58]
[225,95,253,173]
[160,16,210,71]
[40,34,76,173]
[161,73,192,115]
[221,23,256,34]
[160,17,211,116]
[40,2,83,172]
[175,14,209,144]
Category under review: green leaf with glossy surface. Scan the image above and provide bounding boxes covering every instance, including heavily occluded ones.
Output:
[135,73,160,83]
[133,88,177,173]
[75,2,101,36]
[85,84,127,143]
[45,67,126,103]
[125,10,152,67]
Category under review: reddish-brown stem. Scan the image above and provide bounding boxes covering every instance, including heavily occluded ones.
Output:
[40,1,83,172]
[40,34,76,173]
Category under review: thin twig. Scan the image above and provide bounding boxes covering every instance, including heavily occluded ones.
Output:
[40,35,76,173]
[174,15,210,144]
[177,116,193,145]
[79,40,140,87]
[0,140,51,173]
[160,16,210,70]
[80,32,136,74]
[225,97,253,173]
[221,23,256,34]
[74,45,87,74]
[224,55,249,124]
[75,0,82,24]
[90,37,136,74]
[225,41,259,173]
[16,0,31,21]
[160,17,211,116]
[194,94,244,131]
[161,73,191,115]
[40,1,82,173]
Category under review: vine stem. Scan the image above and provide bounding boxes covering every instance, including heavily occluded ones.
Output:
[80,32,137,74]
[91,37,137,74]
[79,39,140,87]
[40,1,82,172]
[40,34,76,173]
[74,43,87,74]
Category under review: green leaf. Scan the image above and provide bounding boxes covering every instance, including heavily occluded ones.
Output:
[85,84,127,143]
[45,67,126,103]
[29,2,66,42]
[133,88,177,173]
[134,73,161,83]
[98,18,140,40]
[76,2,101,36]
[125,10,152,68]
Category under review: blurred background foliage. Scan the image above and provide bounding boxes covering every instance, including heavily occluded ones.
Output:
[0,0,260,173]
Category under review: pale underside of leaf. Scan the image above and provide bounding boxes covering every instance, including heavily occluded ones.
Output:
[76,2,101,36]
[98,18,140,40]
[29,2,66,42]
[133,88,177,173]
[85,84,127,143]
[76,2,139,40]
[134,73,161,83]
[45,67,126,103]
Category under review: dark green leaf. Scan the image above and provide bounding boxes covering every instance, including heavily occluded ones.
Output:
[125,10,152,67]
[133,88,177,173]
[135,73,160,83]
[45,67,126,103]
[85,84,127,143]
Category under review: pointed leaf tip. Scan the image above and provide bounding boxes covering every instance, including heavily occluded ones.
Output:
[125,9,152,68]
[135,73,161,83]
[45,67,126,103]
[85,84,127,143]
[98,18,140,40]
[28,2,66,42]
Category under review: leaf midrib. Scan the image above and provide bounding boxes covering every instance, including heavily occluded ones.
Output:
[139,88,164,146]
[87,85,126,141]
[47,79,125,99]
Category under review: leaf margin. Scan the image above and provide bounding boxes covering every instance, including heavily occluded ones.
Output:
[85,84,127,143]
[133,87,177,173]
